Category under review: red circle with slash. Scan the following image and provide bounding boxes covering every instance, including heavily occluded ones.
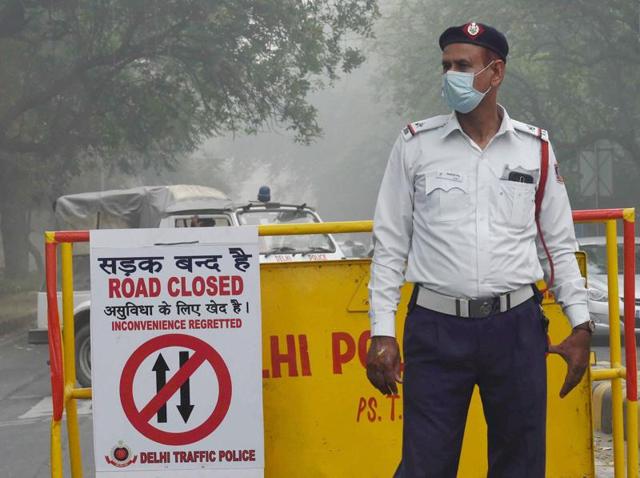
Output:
[120,334,232,445]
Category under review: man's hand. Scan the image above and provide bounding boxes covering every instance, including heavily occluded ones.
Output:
[366,336,402,395]
[548,328,591,398]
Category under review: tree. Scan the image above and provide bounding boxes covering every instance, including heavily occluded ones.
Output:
[0,0,379,279]
[374,0,639,207]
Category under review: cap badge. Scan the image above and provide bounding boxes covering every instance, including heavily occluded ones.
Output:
[466,22,480,37]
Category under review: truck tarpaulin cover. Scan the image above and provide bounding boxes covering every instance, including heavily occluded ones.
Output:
[54,185,233,230]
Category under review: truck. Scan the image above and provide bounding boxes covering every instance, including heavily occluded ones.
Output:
[30,184,345,386]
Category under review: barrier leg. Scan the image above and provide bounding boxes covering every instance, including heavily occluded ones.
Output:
[623,213,638,478]
[46,236,66,478]
[605,220,625,477]
[626,401,638,478]
[61,243,83,477]
[65,398,83,477]
[51,419,63,478]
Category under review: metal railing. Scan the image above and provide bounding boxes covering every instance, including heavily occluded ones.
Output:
[572,208,637,478]
[45,212,637,477]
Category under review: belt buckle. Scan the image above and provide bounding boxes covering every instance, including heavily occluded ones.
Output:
[469,298,495,318]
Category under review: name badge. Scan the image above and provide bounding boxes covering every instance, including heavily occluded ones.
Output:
[436,171,463,182]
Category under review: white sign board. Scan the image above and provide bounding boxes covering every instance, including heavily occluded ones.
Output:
[90,227,263,477]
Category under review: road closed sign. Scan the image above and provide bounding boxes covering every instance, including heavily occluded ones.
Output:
[90,227,263,477]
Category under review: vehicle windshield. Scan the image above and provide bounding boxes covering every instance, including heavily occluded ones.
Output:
[580,243,640,275]
[236,209,335,254]
[173,215,231,227]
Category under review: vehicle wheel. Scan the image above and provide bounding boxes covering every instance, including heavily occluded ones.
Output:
[75,321,92,387]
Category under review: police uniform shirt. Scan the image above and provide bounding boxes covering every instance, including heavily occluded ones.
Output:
[369,106,589,337]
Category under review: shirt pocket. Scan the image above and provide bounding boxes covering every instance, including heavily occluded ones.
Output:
[496,178,536,229]
[424,171,471,223]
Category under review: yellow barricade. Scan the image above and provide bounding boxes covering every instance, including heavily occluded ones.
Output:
[260,260,593,477]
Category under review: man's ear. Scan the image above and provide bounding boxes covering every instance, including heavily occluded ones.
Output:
[491,60,505,87]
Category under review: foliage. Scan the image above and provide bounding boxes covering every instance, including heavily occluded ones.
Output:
[374,0,639,203]
[0,0,379,278]
[0,0,378,157]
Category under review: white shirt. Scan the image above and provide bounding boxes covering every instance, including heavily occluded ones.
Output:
[369,107,589,337]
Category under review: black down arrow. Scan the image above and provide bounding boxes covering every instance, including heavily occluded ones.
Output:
[152,353,169,423]
[177,351,194,423]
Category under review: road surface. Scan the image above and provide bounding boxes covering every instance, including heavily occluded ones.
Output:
[0,327,95,477]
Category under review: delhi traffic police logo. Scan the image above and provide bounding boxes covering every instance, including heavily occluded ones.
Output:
[105,441,138,468]
[465,22,482,37]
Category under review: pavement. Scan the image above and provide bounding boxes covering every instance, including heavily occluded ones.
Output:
[0,291,37,335]
[594,432,615,477]
[0,321,95,478]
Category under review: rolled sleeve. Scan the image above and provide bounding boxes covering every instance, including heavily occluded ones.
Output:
[564,303,591,328]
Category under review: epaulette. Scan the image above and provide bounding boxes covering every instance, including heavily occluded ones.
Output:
[512,119,549,141]
[401,115,449,141]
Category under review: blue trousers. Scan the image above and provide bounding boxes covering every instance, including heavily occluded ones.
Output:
[395,293,548,478]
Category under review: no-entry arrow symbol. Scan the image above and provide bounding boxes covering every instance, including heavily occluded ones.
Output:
[152,354,169,423]
[151,351,195,424]
[177,351,194,423]
[120,334,232,446]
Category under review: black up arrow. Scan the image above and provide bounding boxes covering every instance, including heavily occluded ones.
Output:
[177,351,194,423]
[152,353,169,423]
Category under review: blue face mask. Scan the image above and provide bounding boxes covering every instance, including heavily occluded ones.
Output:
[441,61,494,114]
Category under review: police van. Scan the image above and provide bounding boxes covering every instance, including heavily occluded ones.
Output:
[30,185,345,386]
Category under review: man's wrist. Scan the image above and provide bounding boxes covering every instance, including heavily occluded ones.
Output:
[573,320,595,334]
[371,334,396,340]
[370,313,396,337]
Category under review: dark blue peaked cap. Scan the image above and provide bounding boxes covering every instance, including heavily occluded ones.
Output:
[439,22,509,62]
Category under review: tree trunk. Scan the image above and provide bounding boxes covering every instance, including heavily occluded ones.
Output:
[0,201,30,279]
[0,161,30,280]
[28,230,43,277]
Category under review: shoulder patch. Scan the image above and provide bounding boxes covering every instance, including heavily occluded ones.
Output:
[512,119,549,141]
[401,115,449,141]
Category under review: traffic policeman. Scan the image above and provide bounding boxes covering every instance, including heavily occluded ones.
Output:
[365,22,592,477]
